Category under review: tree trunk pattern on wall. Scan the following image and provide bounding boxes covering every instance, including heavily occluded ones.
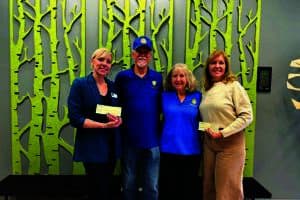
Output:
[10,0,86,175]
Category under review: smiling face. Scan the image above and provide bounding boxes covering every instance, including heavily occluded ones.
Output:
[132,47,152,69]
[208,55,226,82]
[91,53,112,77]
[171,68,188,93]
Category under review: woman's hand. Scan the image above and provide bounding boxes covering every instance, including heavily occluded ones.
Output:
[206,128,223,139]
[103,114,122,128]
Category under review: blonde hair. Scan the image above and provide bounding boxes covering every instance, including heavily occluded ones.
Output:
[202,50,236,91]
[164,63,197,92]
[90,48,112,67]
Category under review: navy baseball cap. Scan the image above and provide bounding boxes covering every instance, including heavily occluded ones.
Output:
[132,36,152,51]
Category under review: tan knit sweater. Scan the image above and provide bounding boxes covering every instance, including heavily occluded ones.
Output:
[199,81,253,138]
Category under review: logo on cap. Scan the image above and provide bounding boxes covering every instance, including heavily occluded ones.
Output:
[133,36,152,50]
[140,38,147,44]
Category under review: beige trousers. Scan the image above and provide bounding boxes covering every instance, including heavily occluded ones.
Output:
[203,131,245,200]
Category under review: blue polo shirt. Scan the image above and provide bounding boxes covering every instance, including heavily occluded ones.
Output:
[115,67,163,149]
[160,91,202,155]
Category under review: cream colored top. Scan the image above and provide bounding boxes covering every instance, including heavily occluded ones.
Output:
[199,81,253,138]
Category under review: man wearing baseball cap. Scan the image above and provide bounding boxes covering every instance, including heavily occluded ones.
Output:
[115,36,163,200]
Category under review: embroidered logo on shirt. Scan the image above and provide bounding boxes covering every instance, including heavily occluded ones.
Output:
[111,92,118,98]
[191,98,197,105]
[152,80,157,87]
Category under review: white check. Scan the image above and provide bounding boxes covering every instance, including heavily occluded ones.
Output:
[96,104,122,117]
[198,122,219,132]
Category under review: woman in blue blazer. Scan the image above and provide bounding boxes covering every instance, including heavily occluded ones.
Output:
[68,48,122,200]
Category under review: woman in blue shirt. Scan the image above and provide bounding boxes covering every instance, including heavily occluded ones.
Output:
[67,48,122,200]
[159,63,202,200]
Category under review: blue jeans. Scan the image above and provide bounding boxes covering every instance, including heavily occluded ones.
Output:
[122,145,160,200]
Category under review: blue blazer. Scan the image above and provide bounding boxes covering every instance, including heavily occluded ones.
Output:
[68,73,121,163]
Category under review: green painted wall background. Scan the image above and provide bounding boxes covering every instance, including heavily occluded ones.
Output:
[9,0,261,176]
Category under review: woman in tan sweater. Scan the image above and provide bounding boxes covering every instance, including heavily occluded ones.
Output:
[199,50,253,200]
